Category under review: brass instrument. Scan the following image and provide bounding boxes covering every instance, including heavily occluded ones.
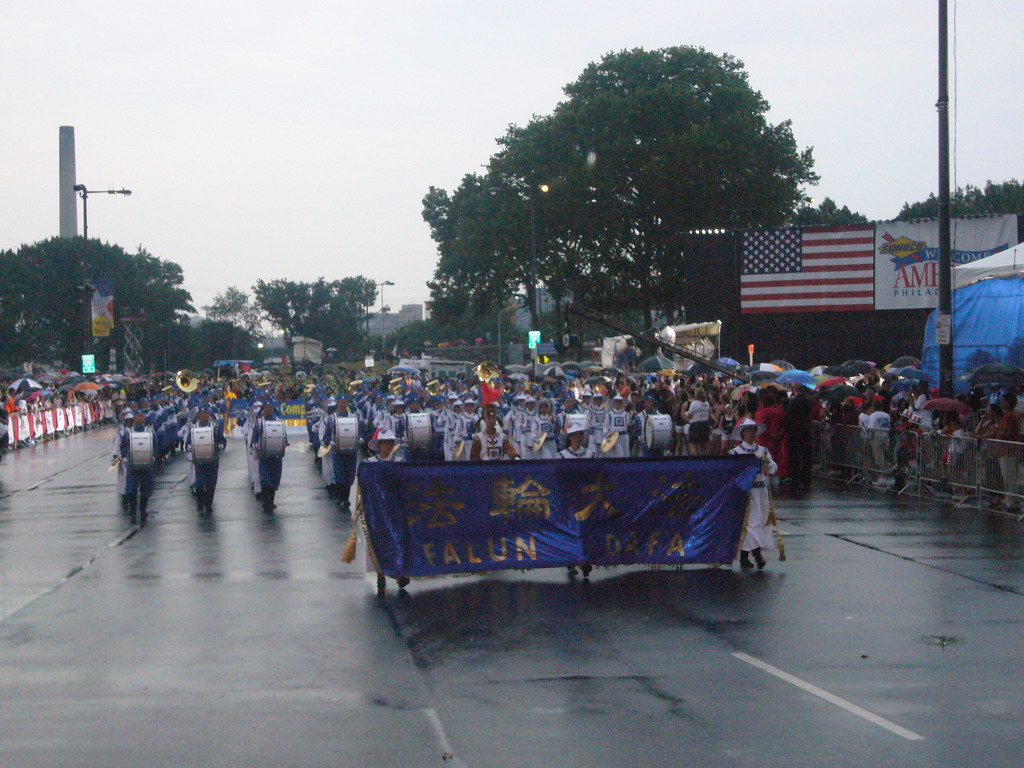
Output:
[348,379,363,394]
[388,378,405,396]
[426,379,443,396]
[475,361,499,382]
[175,370,199,393]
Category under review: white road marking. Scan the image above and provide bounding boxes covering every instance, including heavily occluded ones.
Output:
[732,652,925,741]
[423,707,468,768]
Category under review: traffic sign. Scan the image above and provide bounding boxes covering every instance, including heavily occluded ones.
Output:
[528,330,541,350]
[81,354,96,374]
[536,341,557,357]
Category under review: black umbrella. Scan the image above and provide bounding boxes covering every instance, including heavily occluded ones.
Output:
[560,361,582,371]
[823,364,857,377]
[748,370,780,383]
[889,355,922,369]
[965,363,1024,388]
[841,359,875,375]
[771,360,796,371]
[819,383,859,402]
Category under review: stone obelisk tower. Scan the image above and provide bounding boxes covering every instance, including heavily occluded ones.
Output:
[59,126,78,237]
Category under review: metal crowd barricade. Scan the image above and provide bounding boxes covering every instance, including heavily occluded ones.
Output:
[977,439,1024,515]
[811,420,1024,517]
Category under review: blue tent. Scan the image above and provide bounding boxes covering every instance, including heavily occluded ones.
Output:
[922,278,1024,387]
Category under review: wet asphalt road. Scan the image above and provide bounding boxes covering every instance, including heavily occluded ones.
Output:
[1,427,1024,767]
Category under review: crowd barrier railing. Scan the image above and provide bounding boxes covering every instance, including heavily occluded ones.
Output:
[5,400,115,450]
[814,423,1024,515]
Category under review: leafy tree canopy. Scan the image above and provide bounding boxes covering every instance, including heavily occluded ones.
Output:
[898,179,1024,220]
[424,45,818,329]
[791,197,868,226]
[0,237,193,367]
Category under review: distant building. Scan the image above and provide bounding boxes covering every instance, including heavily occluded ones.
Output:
[368,304,425,335]
[514,289,557,330]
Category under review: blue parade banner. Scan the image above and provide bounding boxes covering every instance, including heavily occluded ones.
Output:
[280,399,306,419]
[228,399,250,417]
[358,456,759,578]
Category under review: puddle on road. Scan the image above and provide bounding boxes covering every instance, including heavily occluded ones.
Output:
[921,634,960,648]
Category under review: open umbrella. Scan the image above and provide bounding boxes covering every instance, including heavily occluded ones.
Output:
[639,356,674,372]
[716,357,741,368]
[560,361,582,371]
[504,365,529,373]
[541,364,566,377]
[508,373,529,381]
[731,384,759,400]
[388,365,421,376]
[964,363,1024,388]
[9,377,43,392]
[775,369,817,387]
[923,398,971,414]
[892,367,932,382]
[823,364,857,377]
[819,383,859,402]
[888,355,922,370]
[583,364,603,373]
[816,376,849,389]
[72,382,103,392]
[808,365,827,376]
[771,360,796,371]
[749,370,780,383]
[758,362,783,372]
[841,359,875,375]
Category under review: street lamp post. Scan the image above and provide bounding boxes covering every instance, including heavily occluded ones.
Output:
[73,184,132,240]
[370,280,394,355]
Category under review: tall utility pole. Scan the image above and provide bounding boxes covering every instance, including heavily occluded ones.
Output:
[936,0,954,397]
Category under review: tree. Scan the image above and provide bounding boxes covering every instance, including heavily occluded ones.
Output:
[204,286,264,336]
[252,276,379,360]
[425,46,818,330]
[0,237,194,368]
[791,197,868,226]
[897,179,1024,220]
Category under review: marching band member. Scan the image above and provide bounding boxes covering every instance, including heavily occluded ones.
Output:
[317,397,339,495]
[455,400,478,462]
[558,422,594,459]
[470,404,518,461]
[365,427,403,463]
[112,408,133,509]
[238,401,263,498]
[729,418,777,570]
[524,399,558,460]
[588,392,607,450]
[633,392,664,457]
[601,394,630,459]
[320,395,359,510]
[443,399,464,461]
[184,404,227,513]
[249,403,288,513]
[119,410,155,522]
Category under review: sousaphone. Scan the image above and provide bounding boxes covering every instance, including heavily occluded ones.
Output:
[175,369,199,393]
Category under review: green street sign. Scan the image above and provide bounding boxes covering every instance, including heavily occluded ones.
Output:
[528,330,541,350]
[81,354,96,374]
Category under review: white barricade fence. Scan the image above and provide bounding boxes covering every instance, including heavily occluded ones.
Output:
[5,402,115,451]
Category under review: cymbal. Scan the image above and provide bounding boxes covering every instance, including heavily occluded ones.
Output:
[600,430,619,453]
[532,433,547,452]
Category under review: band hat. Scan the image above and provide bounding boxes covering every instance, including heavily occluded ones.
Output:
[731,417,765,442]
[566,422,587,436]
[368,427,396,452]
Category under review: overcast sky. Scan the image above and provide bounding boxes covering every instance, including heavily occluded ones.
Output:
[3,1,1021,313]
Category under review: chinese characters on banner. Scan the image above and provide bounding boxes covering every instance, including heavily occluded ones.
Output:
[358,457,758,578]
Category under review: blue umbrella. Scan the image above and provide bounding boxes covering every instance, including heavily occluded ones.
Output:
[716,357,741,368]
[387,365,421,376]
[775,369,817,387]
[893,367,932,382]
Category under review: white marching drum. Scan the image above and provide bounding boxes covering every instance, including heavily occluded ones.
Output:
[406,412,433,448]
[258,421,287,458]
[128,431,155,468]
[644,414,674,451]
[190,426,216,464]
[333,416,359,452]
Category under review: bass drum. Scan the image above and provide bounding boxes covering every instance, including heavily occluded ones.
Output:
[406,412,433,448]
[128,431,155,468]
[333,416,359,452]
[258,421,287,458]
[644,414,674,451]
[190,426,216,464]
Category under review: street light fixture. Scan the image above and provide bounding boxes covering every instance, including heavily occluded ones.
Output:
[73,184,132,240]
